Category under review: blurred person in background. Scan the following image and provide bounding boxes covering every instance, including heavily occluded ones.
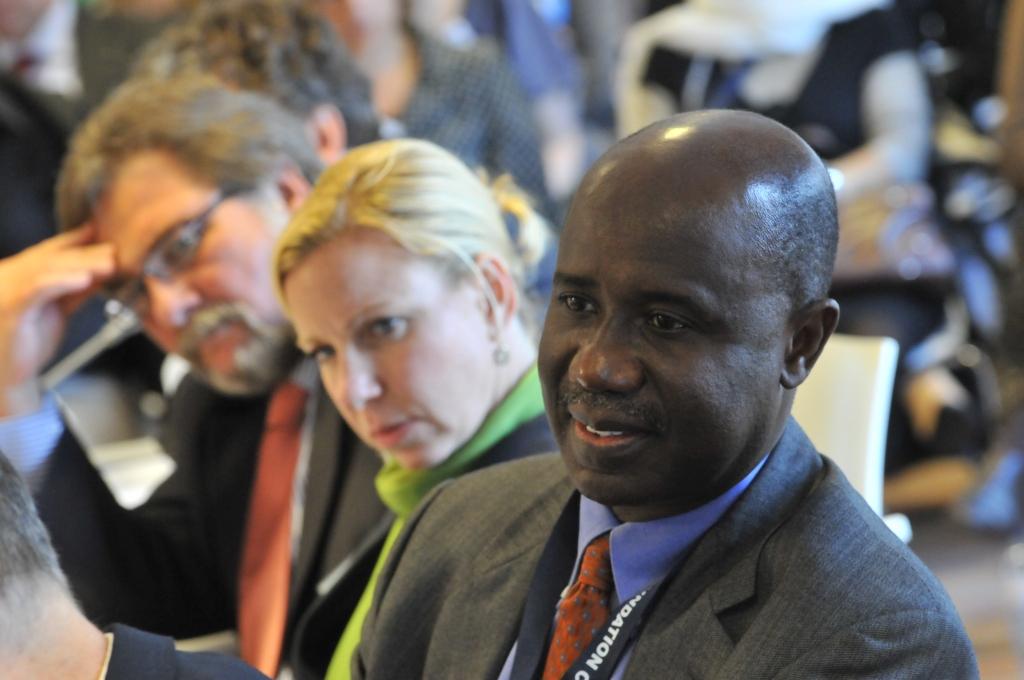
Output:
[0,451,270,680]
[0,75,388,678]
[313,0,553,216]
[419,0,633,211]
[431,0,584,207]
[273,137,555,680]
[617,0,930,203]
[0,0,166,126]
[957,0,1024,530]
[564,0,636,140]
[135,0,380,167]
[414,0,586,206]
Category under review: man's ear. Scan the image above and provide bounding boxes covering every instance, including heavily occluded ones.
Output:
[276,163,313,213]
[780,298,840,389]
[475,253,519,328]
[306,103,348,165]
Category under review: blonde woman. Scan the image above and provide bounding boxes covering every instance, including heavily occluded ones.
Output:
[273,138,555,680]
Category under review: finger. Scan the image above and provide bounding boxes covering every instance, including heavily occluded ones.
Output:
[13,240,115,282]
[23,270,101,309]
[1,247,116,312]
[30,224,98,253]
[47,245,117,278]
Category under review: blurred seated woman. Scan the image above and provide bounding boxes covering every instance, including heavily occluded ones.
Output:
[315,0,552,214]
[272,138,555,680]
[617,0,930,204]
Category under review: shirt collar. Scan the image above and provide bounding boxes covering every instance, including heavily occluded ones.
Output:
[577,454,769,604]
[24,0,75,60]
[0,0,73,61]
[96,632,114,680]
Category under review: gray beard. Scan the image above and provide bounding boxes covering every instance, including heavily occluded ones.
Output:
[177,303,299,396]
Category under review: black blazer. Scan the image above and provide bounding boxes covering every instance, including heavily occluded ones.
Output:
[37,376,388,647]
[106,623,268,680]
[289,413,555,680]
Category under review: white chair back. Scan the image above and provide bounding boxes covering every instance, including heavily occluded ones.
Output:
[792,333,899,516]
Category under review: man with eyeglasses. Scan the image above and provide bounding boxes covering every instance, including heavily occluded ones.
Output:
[0,75,388,678]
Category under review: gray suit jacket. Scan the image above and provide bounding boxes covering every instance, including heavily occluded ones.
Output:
[356,419,977,679]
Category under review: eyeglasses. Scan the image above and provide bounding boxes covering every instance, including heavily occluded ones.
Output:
[104,192,232,318]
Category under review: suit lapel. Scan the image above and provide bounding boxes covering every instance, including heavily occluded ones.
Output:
[424,461,574,678]
[290,385,387,611]
[474,414,556,469]
[290,386,343,605]
[432,550,548,678]
[624,419,824,678]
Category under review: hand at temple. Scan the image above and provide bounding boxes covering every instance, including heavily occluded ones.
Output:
[0,226,114,417]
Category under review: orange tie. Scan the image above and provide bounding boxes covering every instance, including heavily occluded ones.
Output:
[542,533,614,680]
[238,382,307,676]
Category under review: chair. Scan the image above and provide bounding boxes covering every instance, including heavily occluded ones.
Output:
[791,333,911,541]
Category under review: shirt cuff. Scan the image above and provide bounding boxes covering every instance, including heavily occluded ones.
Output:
[0,393,64,491]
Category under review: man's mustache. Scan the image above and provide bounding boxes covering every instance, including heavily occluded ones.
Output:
[176,302,297,396]
[178,303,252,348]
[557,382,665,432]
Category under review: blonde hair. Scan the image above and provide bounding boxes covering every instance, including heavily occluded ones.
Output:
[274,138,552,313]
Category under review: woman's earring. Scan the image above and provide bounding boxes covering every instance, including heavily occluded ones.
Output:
[493,343,510,366]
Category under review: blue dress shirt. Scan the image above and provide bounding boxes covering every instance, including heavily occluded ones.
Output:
[0,393,63,490]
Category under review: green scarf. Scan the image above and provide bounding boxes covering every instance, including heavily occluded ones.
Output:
[325,366,546,680]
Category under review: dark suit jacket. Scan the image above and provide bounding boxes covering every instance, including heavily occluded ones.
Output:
[289,414,555,680]
[356,419,978,679]
[37,376,387,646]
[106,623,268,680]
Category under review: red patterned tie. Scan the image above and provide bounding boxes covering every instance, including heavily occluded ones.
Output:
[542,533,614,680]
[237,382,307,676]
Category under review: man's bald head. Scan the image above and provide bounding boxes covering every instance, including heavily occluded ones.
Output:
[573,110,838,313]
[543,110,841,518]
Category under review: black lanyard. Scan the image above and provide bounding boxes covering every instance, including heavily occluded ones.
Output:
[507,494,671,680]
[563,586,655,680]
